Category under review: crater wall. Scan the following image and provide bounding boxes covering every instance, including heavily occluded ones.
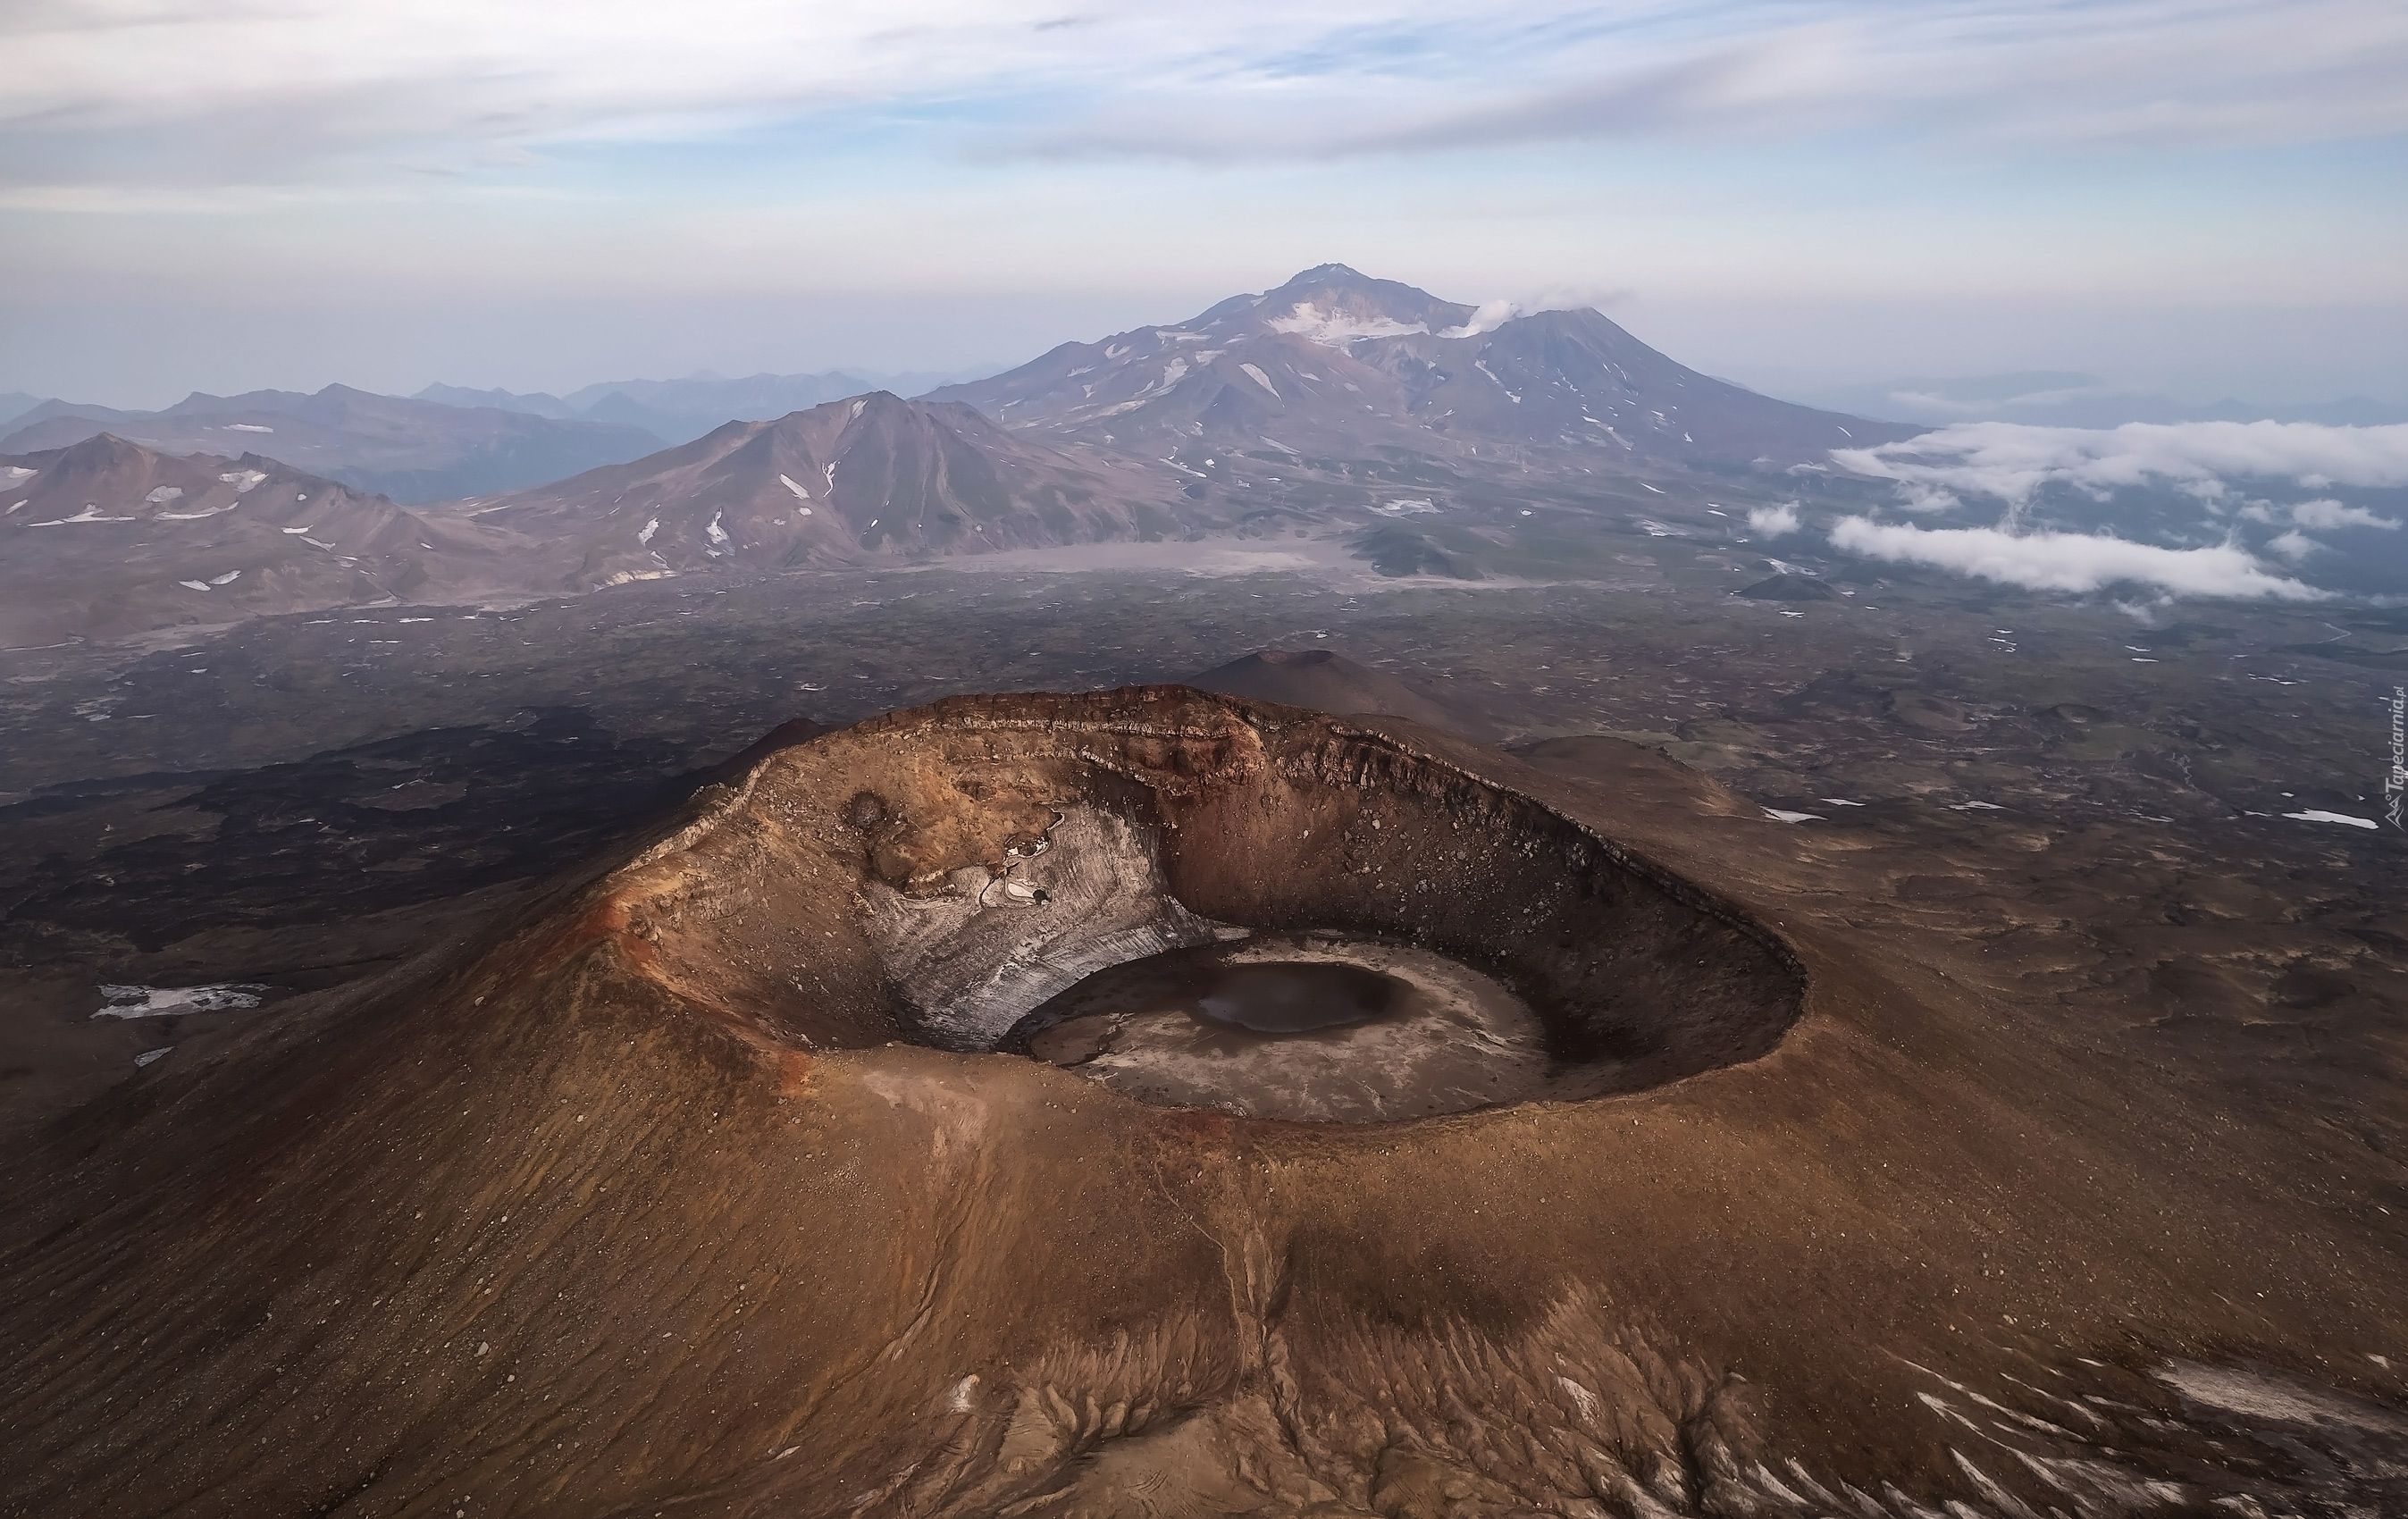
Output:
[617,687,1802,1107]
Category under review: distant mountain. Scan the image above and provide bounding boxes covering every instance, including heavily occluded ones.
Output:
[6,397,148,429]
[414,383,581,420]
[415,370,986,449]
[457,391,1187,589]
[0,394,46,430]
[0,385,663,503]
[0,433,537,645]
[929,264,1915,466]
[1802,373,2408,430]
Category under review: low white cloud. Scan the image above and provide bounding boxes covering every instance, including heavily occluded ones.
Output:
[1828,516,2327,600]
[1746,502,1800,536]
[2290,497,2401,530]
[1833,420,2408,507]
[2266,529,2322,560]
[1438,298,1523,339]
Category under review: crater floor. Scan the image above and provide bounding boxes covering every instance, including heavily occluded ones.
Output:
[1005,932,1552,1122]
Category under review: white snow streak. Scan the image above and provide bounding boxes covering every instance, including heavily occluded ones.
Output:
[95,983,268,1018]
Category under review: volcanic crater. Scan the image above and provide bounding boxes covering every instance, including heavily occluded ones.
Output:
[8,683,2405,1518]
[628,686,1802,1122]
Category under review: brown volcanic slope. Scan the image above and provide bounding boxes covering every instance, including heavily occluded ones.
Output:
[4,690,2404,1517]
[928,264,1918,466]
[460,390,1187,589]
[0,383,663,504]
[1189,646,1497,739]
[0,433,534,645]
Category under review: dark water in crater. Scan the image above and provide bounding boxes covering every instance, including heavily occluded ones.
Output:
[1194,962,1397,1033]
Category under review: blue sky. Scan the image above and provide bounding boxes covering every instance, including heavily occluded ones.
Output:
[1,0,2402,407]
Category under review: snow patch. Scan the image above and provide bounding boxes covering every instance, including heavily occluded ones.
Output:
[208,569,240,585]
[706,512,730,547]
[96,982,269,1018]
[27,505,138,525]
[224,423,274,433]
[637,517,659,545]
[216,469,266,492]
[1763,809,1823,823]
[1238,363,1280,399]
[2284,810,2378,829]
[144,485,185,504]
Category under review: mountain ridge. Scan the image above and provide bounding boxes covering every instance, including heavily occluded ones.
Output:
[455,390,1188,588]
[0,432,543,644]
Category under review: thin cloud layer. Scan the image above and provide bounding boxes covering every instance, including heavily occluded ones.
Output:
[2289,498,2402,530]
[1828,518,2327,600]
[1833,420,2408,508]
[4,0,2404,195]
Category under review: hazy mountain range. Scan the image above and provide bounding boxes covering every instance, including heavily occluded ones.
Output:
[0,386,663,504]
[12,264,2402,642]
[415,369,980,448]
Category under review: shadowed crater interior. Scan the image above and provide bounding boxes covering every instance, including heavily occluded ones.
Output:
[630,688,1806,1123]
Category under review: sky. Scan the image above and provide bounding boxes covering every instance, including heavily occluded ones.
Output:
[3,0,2404,408]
